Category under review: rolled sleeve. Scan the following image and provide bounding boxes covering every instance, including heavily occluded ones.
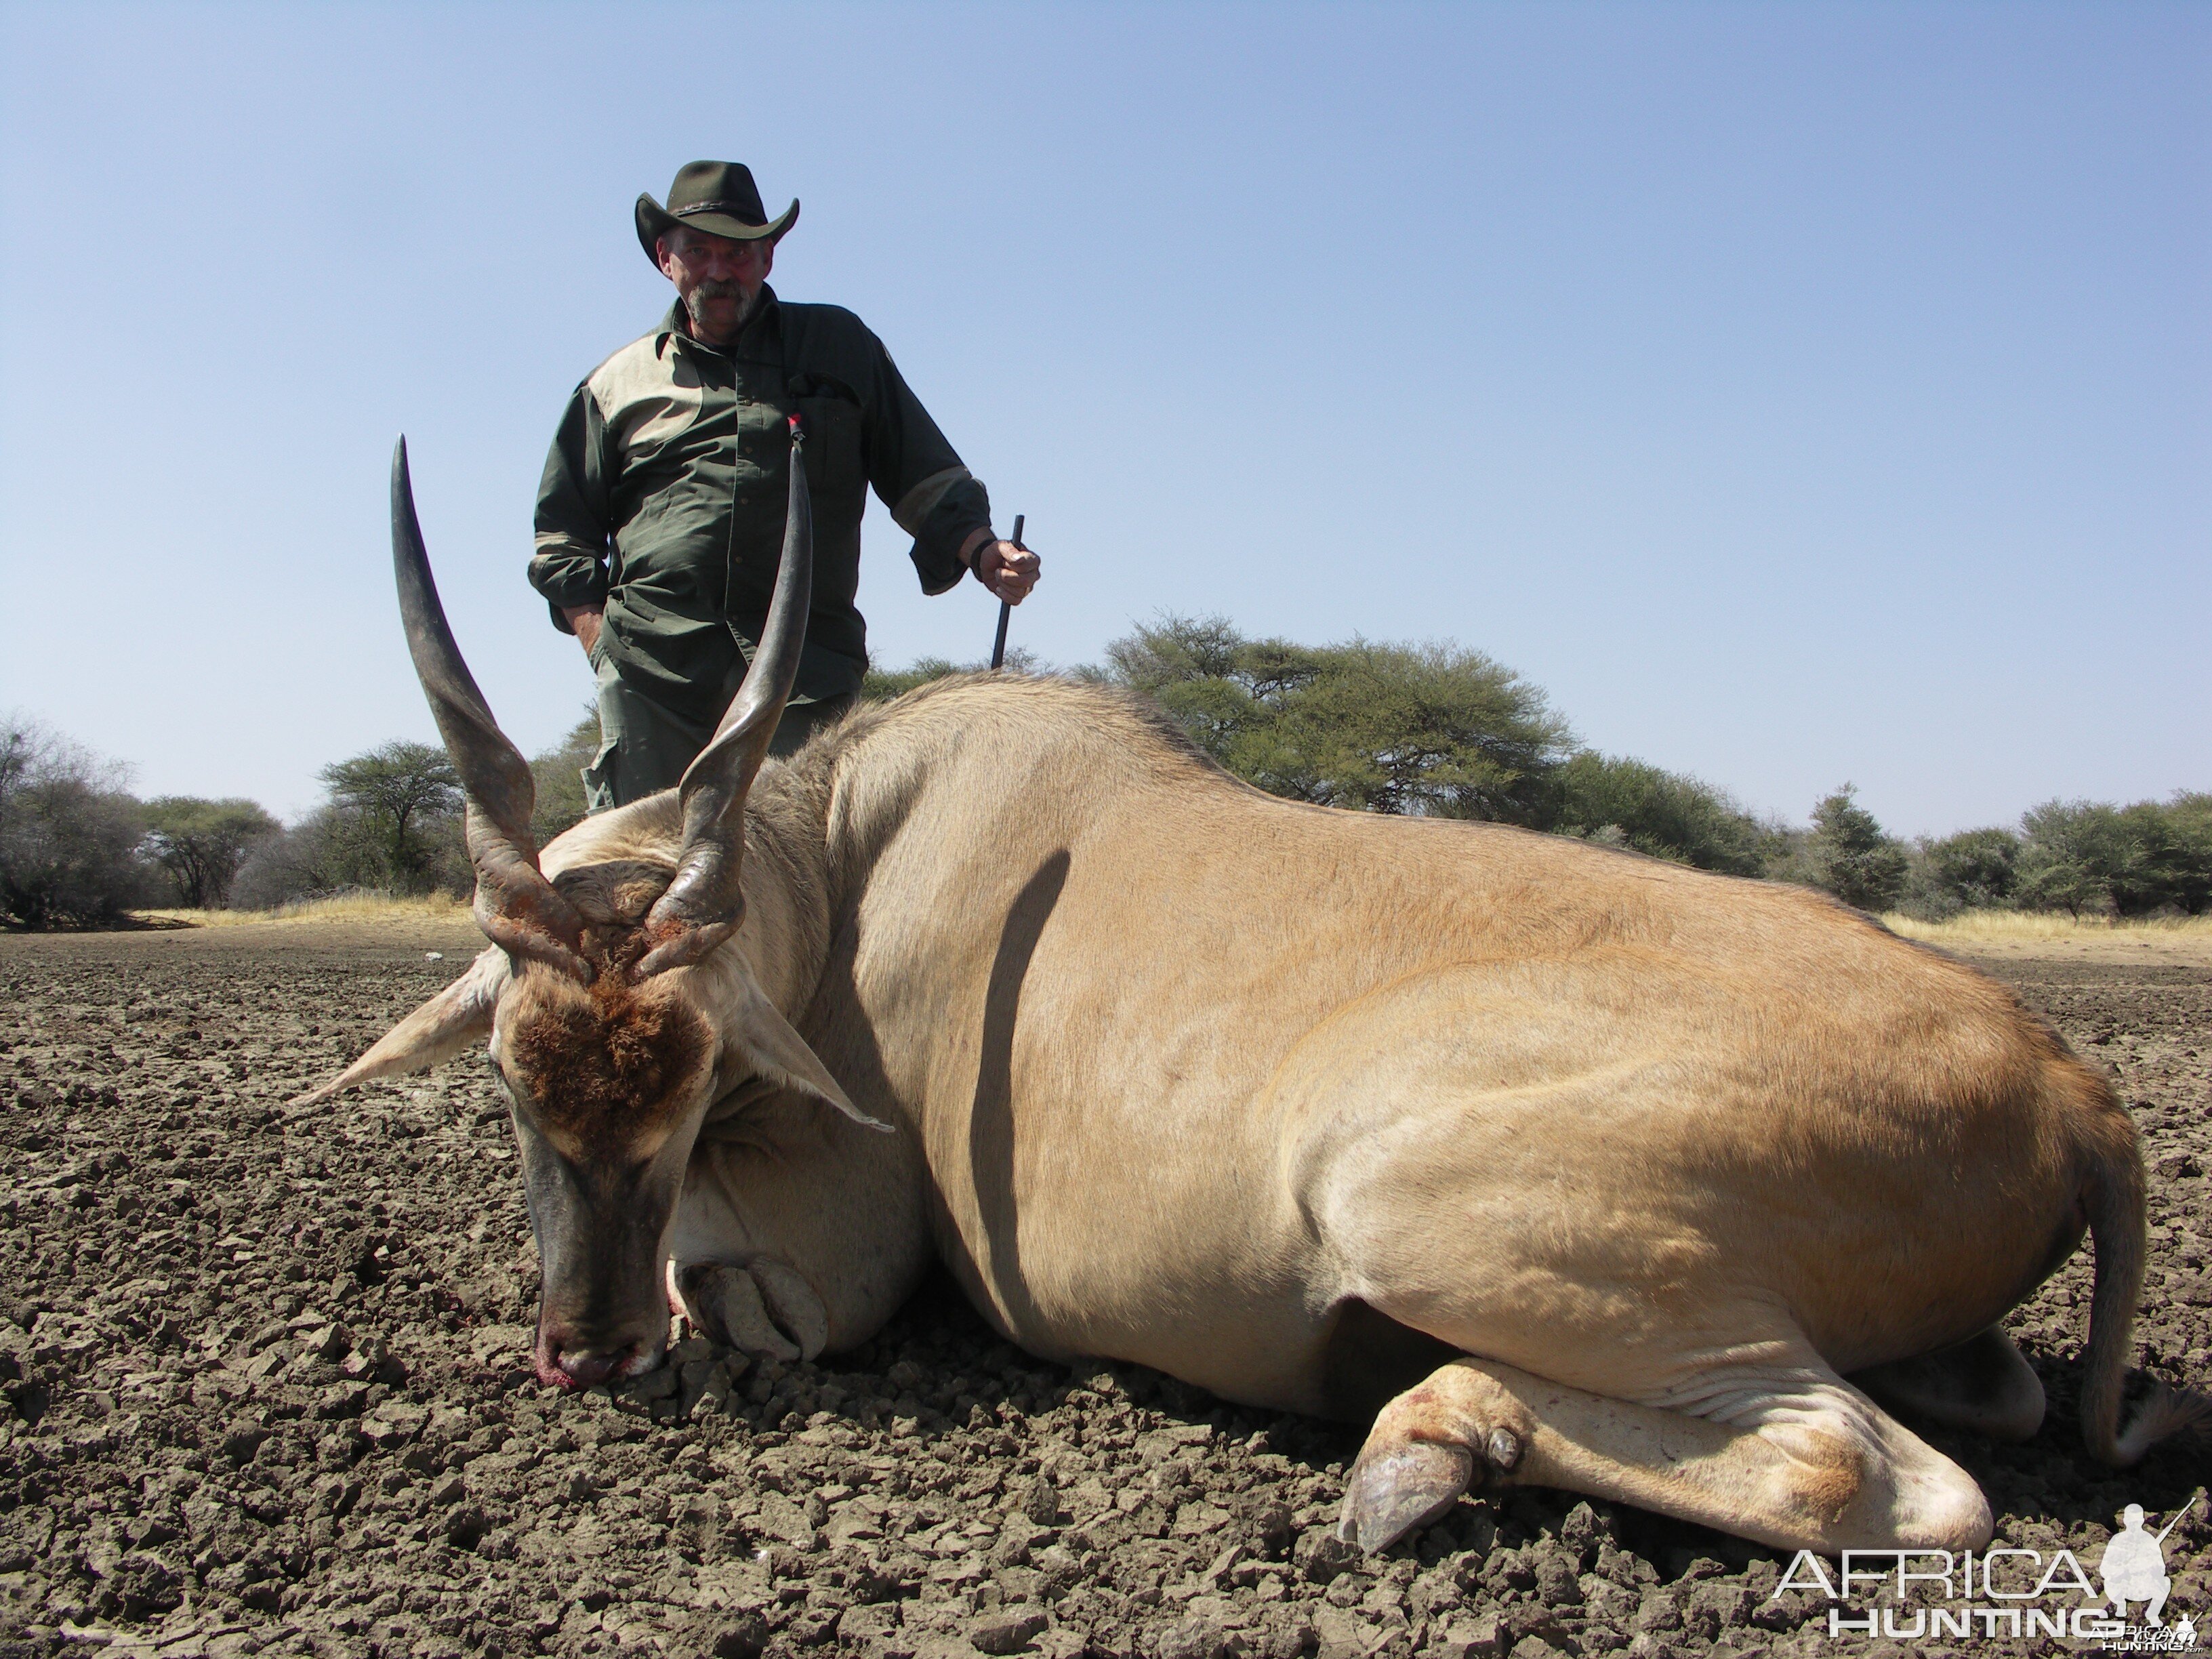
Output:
[888,466,988,595]
[909,475,994,596]
[530,384,613,632]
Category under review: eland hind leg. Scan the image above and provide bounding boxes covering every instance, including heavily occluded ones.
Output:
[1850,1326,2045,1443]
[1339,1352,1994,1556]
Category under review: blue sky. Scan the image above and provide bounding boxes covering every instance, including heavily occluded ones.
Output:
[1,1,2205,836]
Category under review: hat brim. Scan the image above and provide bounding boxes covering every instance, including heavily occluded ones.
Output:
[636,194,799,264]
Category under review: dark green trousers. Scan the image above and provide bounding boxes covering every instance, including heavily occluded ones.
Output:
[582,646,854,813]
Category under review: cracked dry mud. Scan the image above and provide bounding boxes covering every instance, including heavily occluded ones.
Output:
[1,919,2208,1659]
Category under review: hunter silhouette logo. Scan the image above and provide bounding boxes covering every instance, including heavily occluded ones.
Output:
[1775,1488,2203,1647]
[2102,1501,2184,1627]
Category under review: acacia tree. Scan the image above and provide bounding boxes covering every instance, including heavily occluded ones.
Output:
[1105,616,1572,823]
[1553,752,1772,876]
[2012,794,2212,917]
[1804,784,1909,912]
[142,796,280,908]
[319,740,462,894]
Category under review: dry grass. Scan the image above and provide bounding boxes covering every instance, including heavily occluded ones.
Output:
[1883,910,2212,945]
[134,893,470,928]
[1884,909,2212,965]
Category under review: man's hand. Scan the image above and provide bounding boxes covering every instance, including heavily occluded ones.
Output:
[563,604,605,656]
[972,539,1042,605]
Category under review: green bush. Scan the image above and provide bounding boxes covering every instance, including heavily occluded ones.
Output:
[2015,800,2131,916]
[2156,792,2212,912]
[1103,616,1572,822]
[2109,794,2212,914]
[1553,752,1771,876]
[1793,784,1909,912]
[2014,794,2212,916]
[1900,827,2020,920]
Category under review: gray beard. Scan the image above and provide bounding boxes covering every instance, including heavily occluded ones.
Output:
[684,279,760,336]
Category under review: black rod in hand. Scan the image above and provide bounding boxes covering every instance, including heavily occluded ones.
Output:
[990,513,1023,670]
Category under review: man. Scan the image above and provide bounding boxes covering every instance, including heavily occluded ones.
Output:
[531,161,1041,810]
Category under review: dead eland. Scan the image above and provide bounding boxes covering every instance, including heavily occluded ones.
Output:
[295,436,2207,1555]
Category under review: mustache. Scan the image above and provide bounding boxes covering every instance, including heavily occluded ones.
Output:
[684,278,756,333]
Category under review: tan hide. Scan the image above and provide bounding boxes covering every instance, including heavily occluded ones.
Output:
[332,676,2201,1552]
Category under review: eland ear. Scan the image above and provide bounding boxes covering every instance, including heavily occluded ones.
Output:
[285,948,507,1115]
[723,978,890,1133]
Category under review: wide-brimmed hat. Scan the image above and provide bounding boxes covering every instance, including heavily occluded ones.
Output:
[635,161,799,264]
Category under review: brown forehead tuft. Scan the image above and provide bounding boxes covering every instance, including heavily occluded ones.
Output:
[504,970,710,1154]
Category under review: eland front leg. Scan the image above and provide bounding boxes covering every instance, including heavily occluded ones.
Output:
[665,1080,933,1366]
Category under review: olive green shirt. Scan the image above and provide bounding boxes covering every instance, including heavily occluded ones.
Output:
[531,289,994,719]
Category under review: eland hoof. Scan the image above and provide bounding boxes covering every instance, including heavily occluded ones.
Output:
[674,1259,827,1364]
[1486,1426,1523,1472]
[1337,1440,1475,1553]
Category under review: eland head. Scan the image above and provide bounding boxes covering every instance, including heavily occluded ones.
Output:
[291,431,884,1389]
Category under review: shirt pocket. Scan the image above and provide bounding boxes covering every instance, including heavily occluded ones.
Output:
[795,392,865,502]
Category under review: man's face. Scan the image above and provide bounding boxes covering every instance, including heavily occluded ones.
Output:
[657,226,775,344]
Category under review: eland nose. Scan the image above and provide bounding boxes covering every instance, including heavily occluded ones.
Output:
[555,1345,619,1387]
[536,1332,649,1390]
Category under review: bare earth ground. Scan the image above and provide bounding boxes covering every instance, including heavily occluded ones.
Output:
[1,915,2208,1659]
